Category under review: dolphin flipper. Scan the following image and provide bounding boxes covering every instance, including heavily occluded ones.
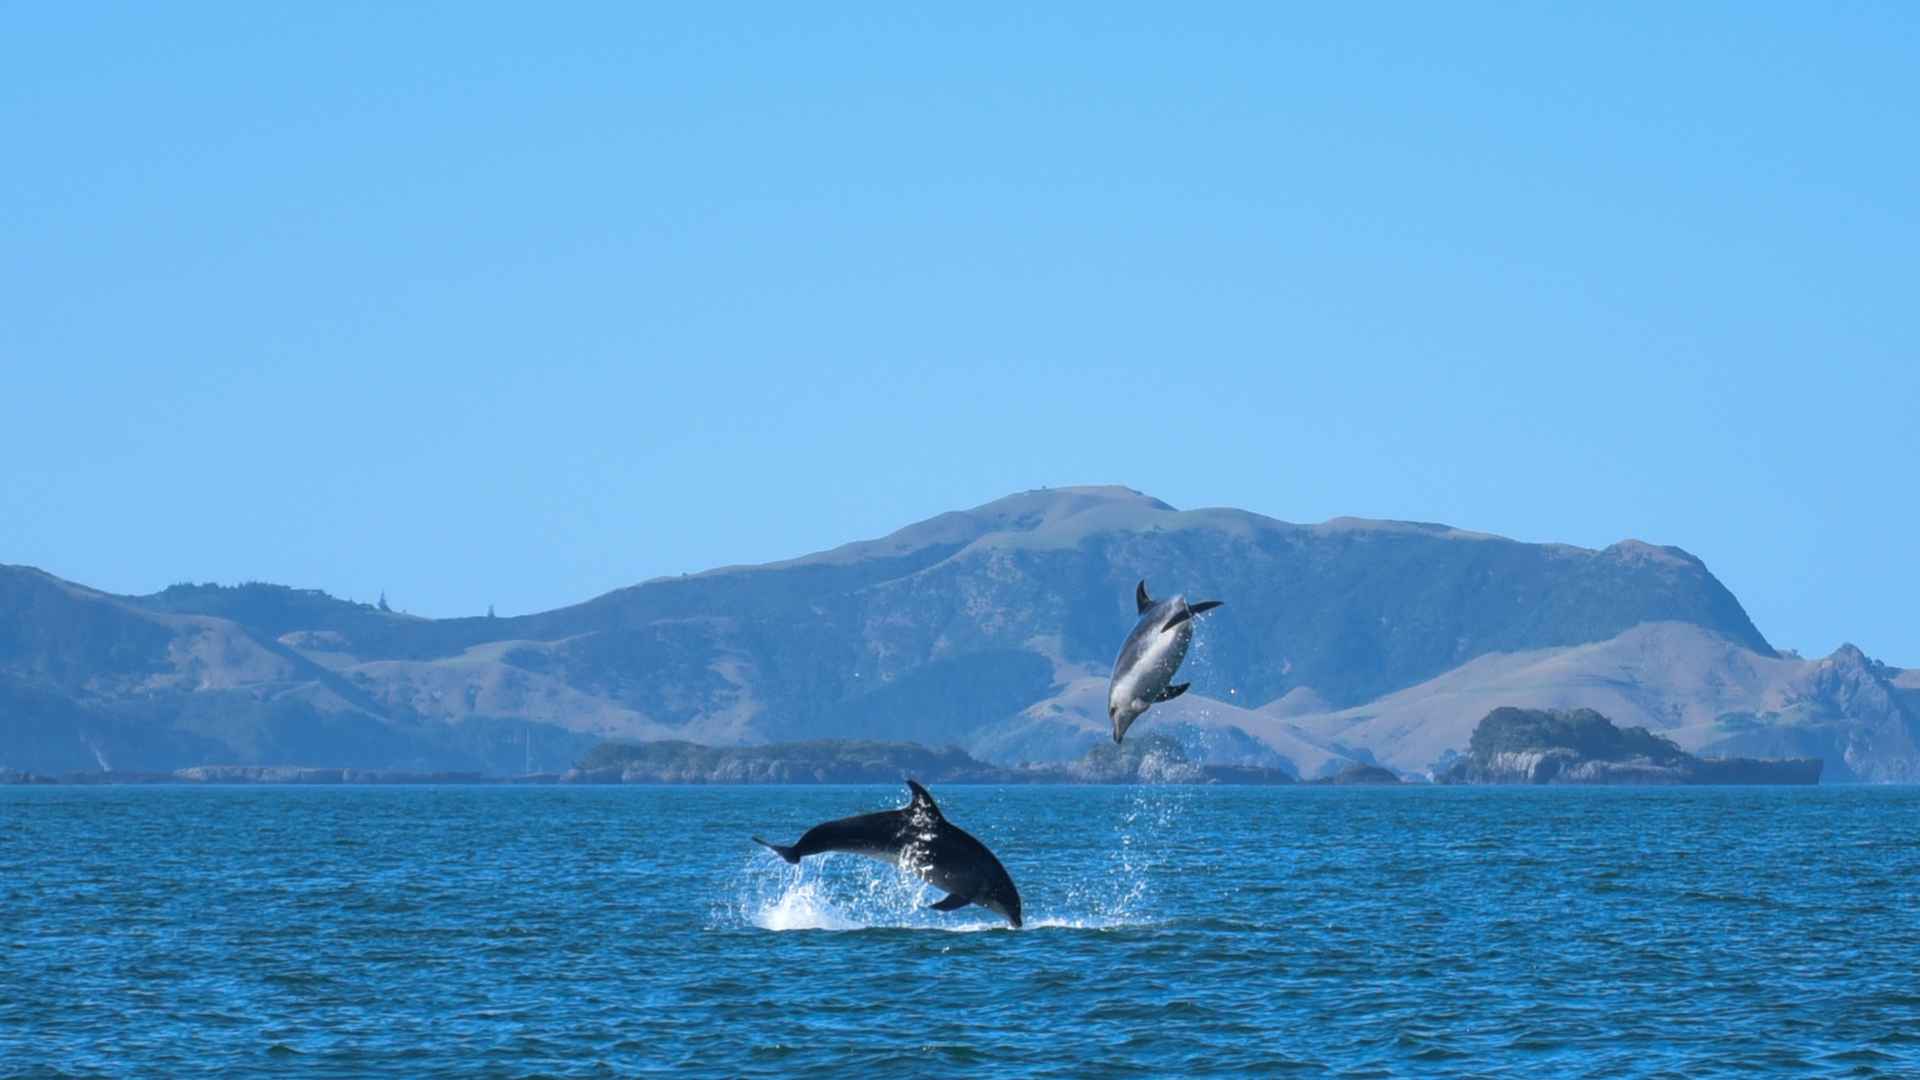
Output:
[1155,682,1190,703]
[1161,600,1224,633]
[753,837,801,864]
[929,893,971,912]
[1136,580,1153,614]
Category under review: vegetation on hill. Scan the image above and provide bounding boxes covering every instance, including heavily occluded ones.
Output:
[1467,706,1687,765]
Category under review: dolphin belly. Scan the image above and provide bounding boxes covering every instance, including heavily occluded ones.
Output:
[1107,586,1222,743]
[1106,582,1226,743]
[1109,618,1191,709]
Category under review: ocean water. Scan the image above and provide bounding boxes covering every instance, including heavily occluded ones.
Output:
[2,785,1917,1078]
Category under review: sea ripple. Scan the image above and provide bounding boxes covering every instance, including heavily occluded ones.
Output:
[2,784,1917,1077]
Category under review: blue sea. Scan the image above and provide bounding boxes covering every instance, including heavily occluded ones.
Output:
[3,785,1917,1077]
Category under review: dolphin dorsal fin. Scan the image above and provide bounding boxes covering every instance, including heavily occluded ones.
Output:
[1136,580,1153,614]
[905,779,944,821]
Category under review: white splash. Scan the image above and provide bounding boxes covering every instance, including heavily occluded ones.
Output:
[750,877,865,932]
[723,792,1180,933]
[727,853,1007,932]
[741,862,1152,932]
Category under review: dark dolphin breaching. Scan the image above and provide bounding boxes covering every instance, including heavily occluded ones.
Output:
[754,780,1023,928]
[1108,579,1224,743]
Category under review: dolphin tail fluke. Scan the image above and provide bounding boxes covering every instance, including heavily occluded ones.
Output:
[929,892,971,912]
[1155,682,1190,703]
[753,836,801,864]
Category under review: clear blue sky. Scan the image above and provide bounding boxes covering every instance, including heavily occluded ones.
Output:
[3,5,1915,661]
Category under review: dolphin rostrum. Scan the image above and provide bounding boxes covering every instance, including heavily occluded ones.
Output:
[1107,579,1224,743]
[753,780,1023,928]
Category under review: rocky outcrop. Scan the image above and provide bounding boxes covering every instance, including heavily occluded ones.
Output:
[1437,708,1821,785]
[1307,763,1403,785]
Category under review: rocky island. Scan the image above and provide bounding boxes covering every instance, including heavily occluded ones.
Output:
[1307,763,1403,785]
[1436,707,1822,785]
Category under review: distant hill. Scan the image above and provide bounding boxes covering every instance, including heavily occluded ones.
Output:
[5,485,1907,781]
[1276,622,1920,782]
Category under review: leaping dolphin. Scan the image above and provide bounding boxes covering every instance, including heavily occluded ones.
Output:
[1108,579,1224,743]
[753,780,1023,928]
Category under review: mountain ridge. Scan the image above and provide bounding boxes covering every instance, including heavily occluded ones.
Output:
[12,486,1900,780]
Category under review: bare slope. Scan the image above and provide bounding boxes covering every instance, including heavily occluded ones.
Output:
[1289,623,1918,781]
